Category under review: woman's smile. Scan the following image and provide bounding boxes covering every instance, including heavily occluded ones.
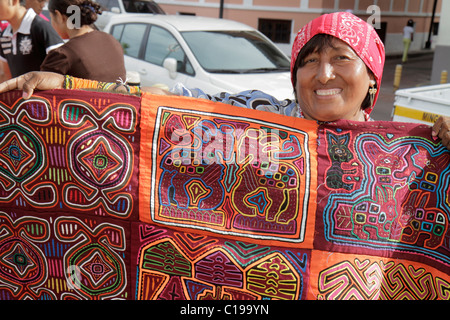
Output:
[315,88,342,98]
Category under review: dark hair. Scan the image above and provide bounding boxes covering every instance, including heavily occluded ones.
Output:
[407,19,414,27]
[48,0,102,26]
[292,34,376,110]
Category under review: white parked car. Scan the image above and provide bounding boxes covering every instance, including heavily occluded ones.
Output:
[103,14,294,100]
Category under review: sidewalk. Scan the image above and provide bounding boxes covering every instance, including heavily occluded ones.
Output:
[371,50,435,121]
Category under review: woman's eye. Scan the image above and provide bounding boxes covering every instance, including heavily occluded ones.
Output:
[303,55,319,64]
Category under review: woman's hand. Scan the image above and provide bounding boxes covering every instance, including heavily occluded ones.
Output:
[0,71,65,99]
[432,116,450,150]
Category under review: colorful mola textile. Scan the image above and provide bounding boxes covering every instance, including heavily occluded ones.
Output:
[0,89,448,300]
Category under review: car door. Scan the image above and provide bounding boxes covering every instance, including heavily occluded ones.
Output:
[111,22,194,89]
[140,24,194,89]
[109,22,152,83]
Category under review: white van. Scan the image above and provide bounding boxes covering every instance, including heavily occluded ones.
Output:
[392,84,450,124]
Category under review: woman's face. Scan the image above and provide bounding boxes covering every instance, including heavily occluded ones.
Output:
[295,37,375,122]
[50,10,69,39]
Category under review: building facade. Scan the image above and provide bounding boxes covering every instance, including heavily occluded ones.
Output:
[156,0,442,56]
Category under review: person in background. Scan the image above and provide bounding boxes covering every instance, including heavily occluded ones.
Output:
[402,19,415,64]
[40,0,126,83]
[1,12,450,150]
[0,19,7,30]
[25,0,48,19]
[0,0,63,79]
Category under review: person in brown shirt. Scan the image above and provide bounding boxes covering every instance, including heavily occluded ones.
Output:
[40,0,126,83]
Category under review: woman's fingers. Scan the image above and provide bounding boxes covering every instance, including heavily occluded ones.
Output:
[432,116,450,149]
[0,72,65,99]
[0,75,25,93]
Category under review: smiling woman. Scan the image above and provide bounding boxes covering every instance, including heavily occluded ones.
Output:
[289,12,384,123]
[293,34,376,122]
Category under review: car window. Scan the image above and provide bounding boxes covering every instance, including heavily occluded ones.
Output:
[143,1,165,14]
[122,0,137,12]
[122,0,165,13]
[182,30,290,73]
[111,24,124,40]
[109,0,120,10]
[144,26,194,75]
[96,0,120,11]
[96,0,109,10]
[111,23,147,58]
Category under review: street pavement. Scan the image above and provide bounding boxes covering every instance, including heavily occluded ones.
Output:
[371,50,435,121]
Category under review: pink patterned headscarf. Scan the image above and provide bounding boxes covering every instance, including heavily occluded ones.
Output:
[291,12,385,115]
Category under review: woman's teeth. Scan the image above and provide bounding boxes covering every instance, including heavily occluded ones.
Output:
[316,89,341,96]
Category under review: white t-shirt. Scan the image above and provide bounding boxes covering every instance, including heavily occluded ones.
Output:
[403,26,414,40]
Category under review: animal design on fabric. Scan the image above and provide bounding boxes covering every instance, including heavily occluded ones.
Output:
[232,160,300,224]
[159,115,229,212]
[321,126,450,273]
[325,132,356,190]
[155,109,309,238]
[350,185,406,242]
[364,140,411,186]
[400,147,450,250]
[399,191,447,249]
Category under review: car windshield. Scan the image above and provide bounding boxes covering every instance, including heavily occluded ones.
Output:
[181,30,290,74]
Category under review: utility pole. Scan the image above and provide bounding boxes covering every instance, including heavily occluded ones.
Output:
[219,0,224,18]
[425,0,438,49]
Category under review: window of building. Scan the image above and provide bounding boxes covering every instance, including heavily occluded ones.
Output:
[433,22,440,36]
[258,19,292,44]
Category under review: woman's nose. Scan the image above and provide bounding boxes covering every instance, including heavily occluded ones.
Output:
[316,62,335,84]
